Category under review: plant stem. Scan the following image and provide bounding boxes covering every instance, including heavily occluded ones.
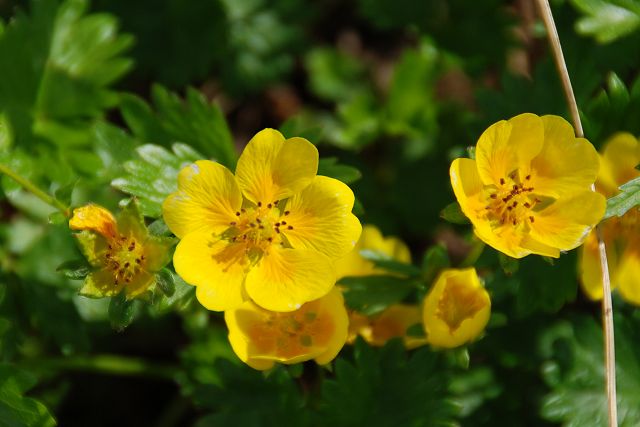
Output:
[21,354,178,381]
[534,1,617,426]
[0,162,70,217]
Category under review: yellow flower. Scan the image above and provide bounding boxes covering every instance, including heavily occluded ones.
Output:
[162,129,362,312]
[423,268,490,349]
[224,287,348,370]
[335,224,411,278]
[69,202,173,298]
[348,304,427,349]
[450,113,606,258]
[580,133,640,304]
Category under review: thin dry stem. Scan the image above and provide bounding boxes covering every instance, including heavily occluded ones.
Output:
[534,1,617,426]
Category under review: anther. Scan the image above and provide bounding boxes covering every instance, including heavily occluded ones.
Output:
[512,201,518,207]
[529,216,535,223]
[267,203,272,209]
[507,206,512,211]
[259,225,264,229]
[241,208,246,213]
[275,222,281,227]
[526,175,531,180]
[500,178,505,185]
[256,218,261,223]
[124,262,130,268]
[490,194,497,199]
[281,221,286,225]
[524,202,531,208]
[275,228,280,234]
[512,219,517,225]
[230,221,236,225]
[128,241,135,251]
[284,211,290,216]
[257,202,262,207]
[236,211,241,216]
[287,225,294,230]
[249,223,256,228]
[267,237,273,242]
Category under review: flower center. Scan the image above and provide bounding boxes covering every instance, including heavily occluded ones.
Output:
[104,235,146,286]
[484,172,539,227]
[436,279,486,333]
[225,201,296,254]
[249,309,331,358]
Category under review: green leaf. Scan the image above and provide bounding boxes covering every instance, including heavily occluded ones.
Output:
[191,360,309,427]
[305,47,368,103]
[120,85,235,167]
[339,275,416,316]
[540,315,640,426]
[56,259,91,280]
[359,249,421,277]
[603,176,640,219]
[0,364,56,427]
[0,0,132,147]
[317,157,362,184]
[111,143,204,218]
[149,274,194,316]
[155,268,175,297]
[319,339,457,426]
[421,244,450,283]
[440,202,470,224]
[498,253,519,276]
[570,0,640,43]
[108,292,136,330]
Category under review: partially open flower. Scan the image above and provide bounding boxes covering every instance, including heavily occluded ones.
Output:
[348,304,427,349]
[423,268,490,349]
[69,201,173,299]
[335,224,411,279]
[163,129,361,312]
[450,113,605,258]
[580,133,640,304]
[224,287,348,370]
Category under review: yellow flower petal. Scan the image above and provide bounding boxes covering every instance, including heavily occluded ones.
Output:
[80,270,124,297]
[335,225,411,278]
[475,113,543,186]
[616,250,640,306]
[173,232,246,311]
[450,158,487,222]
[578,230,618,301]
[363,304,427,350]
[235,128,319,204]
[598,133,640,195]
[528,115,600,198]
[224,288,348,369]
[313,288,349,365]
[162,160,242,239]
[244,246,335,312]
[282,175,362,260]
[124,270,155,299]
[69,204,117,239]
[529,190,606,253]
[423,268,490,349]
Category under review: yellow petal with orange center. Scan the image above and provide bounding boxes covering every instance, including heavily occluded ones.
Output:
[224,287,348,369]
[529,190,605,254]
[528,115,600,198]
[366,304,427,350]
[244,246,335,312]
[335,225,411,279]
[423,268,490,349]
[173,232,247,311]
[282,175,362,260]
[162,160,242,239]
[235,129,318,205]
[69,204,118,239]
[475,113,543,187]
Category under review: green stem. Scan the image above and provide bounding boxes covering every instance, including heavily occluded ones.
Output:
[0,162,70,217]
[21,354,178,381]
[535,1,617,426]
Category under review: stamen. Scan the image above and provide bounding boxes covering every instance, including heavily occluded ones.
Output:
[490,194,497,199]
[529,216,535,223]
[284,211,290,216]
[500,178,505,185]
[287,225,294,230]
[257,202,262,207]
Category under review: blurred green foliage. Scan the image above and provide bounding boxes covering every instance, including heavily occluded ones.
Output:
[0,0,639,426]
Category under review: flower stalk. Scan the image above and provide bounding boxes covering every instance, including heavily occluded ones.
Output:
[0,162,70,217]
[534,1,617,425]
